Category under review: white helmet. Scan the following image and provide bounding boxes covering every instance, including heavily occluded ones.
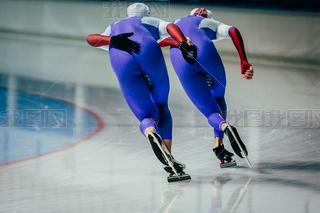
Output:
[127,3,150,18]
[190,8,213,19]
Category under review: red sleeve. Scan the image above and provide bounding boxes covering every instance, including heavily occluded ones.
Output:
[159,38,179,47]
[87,34,111,47]
[228,27,248,63]
[166,23,187,44]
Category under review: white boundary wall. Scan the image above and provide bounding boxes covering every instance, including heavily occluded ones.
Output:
[0,0,319,87]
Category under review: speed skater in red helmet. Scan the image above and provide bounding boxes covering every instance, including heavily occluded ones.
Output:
[159,7,253,168]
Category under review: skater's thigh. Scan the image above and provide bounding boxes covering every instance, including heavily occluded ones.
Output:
[109,49,141,77]
[202,53,227,95]
[209,75,226,102]
[110,53,159,121]
[138,40,166,72]
[177,68,222,117]
[147,66,169,106]
[203,55,227,114]
[209,78,226,113]
[139,47,170,105]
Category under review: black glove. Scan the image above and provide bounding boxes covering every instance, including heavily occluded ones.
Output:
[110,32,140,54]
[179,41,197,64]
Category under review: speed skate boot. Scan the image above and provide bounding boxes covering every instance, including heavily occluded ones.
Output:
[163,158,191,182]
[213,144,237,168]
[224,124,248,158]
[224,124,253,168]
[163,158,185,173]
[147,132,191,182]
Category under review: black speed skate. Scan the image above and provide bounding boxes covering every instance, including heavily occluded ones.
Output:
[224,124,248,158]
[213,144,237,168]
[163,159,191,182]
[163,158,185,173]
[224,124,253,168]
[147,132,191,182]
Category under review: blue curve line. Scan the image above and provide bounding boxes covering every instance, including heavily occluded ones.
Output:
[0,88,99,165]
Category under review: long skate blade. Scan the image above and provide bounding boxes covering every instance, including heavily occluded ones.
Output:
[168,173,191,182]
[227,125,247,158]
[220,161,237,168]
[244,156,253,168]
[227,125,253,168]
[148,135,167,165]
[152,135,180,177]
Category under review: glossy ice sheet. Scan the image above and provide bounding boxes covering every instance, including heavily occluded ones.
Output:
[0,24,320,212]
[0,64,319,213]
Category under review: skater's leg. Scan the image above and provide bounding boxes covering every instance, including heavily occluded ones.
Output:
[188,50,236,167]
[215,97,227,119]
[135,45,188,176]
[156,104,172,146]
[203,53,228,141]
[139,45,173,144]
[213,122,228,146]
[170,48,228,140]
[212,97,227,148]
[141,119,158,136]
[110,51,181,170]
[213,138,223,149]
[109,50,160,135]
[200,52,233,164]
[176,71,228,152]
[178,70,226,141]
[171,64,222,117]
[139,47,191,179]
[156,105,172,152]
[213,119,228,148]
[209,114,234,167]
[171,61,231,161]
[208,113,227,137]
[204,60,249,161]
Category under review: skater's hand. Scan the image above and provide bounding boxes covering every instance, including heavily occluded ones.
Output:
[179,41,197,64]
[186,37,193,46]
[241,61,254,80]
[110,32,140,54]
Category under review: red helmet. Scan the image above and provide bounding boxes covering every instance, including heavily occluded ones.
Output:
[190,8,213,18]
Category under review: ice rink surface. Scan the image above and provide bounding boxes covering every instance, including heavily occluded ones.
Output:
[0,1,320,212]
[0,43,319,213]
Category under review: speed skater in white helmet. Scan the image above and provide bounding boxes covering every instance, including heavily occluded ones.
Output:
[127,2,150,17]
[86,3,196,181]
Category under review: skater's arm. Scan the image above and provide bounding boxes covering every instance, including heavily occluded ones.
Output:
[99,25,112,51]
[87,25,112,49]
[200,18,253,79]
[143,17,197,64]
[228,27,248,64]
[166,24,197,64]
[228,27,253,80]
[158,37,179,47]
[87,32,140,54]
[87,23,140,54]
[158,19,188,47]
[200,18,231,41]
[142,17,188,43]
[87,34,111,47]
[166,23,187,43]
[159,37,195,48]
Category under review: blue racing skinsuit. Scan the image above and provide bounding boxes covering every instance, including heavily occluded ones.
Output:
[101,16,174,139]
[168,15,233,138]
